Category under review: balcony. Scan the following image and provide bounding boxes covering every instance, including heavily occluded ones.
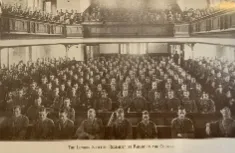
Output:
[1,16,66,39]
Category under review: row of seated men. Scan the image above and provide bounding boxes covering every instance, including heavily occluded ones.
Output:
[1,3,83,25]
[0,56,229,116]
[0,105,235,140]
[184,57,235,113]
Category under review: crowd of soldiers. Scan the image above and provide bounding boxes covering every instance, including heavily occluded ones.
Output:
[84,0,235,24]
[1,3,83,25]
[0,55,234,140]
[184,57,235,115]
[180,0,235,23]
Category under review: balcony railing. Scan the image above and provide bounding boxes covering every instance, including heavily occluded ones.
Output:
[1,16,66,39]
[82,22,174,38]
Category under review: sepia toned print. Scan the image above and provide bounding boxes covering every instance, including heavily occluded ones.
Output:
[0,0,235,148]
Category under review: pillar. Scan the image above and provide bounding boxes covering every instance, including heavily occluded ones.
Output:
[51,0,57,14]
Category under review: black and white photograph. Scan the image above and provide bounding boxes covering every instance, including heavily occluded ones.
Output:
[0,0,235,152]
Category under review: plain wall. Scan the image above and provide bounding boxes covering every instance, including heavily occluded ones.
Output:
[148,43,168,54]
[99,44,119,54]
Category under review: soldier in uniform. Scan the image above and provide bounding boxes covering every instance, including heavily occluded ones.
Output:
[150,91,165,112]
[197,92,216,114]
[31,107,55,140]
[165,91,181,112]
[118,90,132,112]
[27,96,44,123]
[54,109,75,140]
[147,81,158,102]
[3,106,29,140]
[171,106,195,138]
[60,98,75,122]
[75,109,105,139]
[111,108,132,139]
[136,111,158,139]
[206,107,235,137]
[94,90,112,113]
[130,90,148,112]
[181,91,198,113]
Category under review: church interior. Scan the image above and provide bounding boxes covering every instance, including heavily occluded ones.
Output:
[0,0,235,140]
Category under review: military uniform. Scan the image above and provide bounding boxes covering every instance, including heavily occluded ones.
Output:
[136,121,158,139]
[54,119,74,139]
[150,97,166,112]
[4,115,29,140]
[165,98,181,112]
[31,118,55,140]
[76,118,105,139]
[171,117,195,138]
[118,96,132,111]
[27,105,44,122]
[130,96,148,112]
[94,97,112,112]
[209,119,235,137]
[61,107,75,122]
[181,98,198,113]
[111,119,132,139]
[197,99,216,114]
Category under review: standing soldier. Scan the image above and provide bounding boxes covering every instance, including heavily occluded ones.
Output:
[118,90,132,112]
[54,109,74,140]
[75,109,105,139]
[27,96,44,123]
[111,108,132,139]
[206,107,235,137]
[171,106,195,138]
[31,107,55,140]
[136,111,158,139]
[4,106,29,140]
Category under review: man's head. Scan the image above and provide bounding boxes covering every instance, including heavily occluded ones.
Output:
[136,90,142,97]
[220,107,231,119]
[168,91,174,99]
[152,82,157,89]
[142,110,150,122]
[59,109,68,123]
[64,98,71,107]
[183,91,190,98]
[34,96,42,106]
[116,108,125,121]
[13,105,21,117]
[202,92,209,100]
[38,107,48,121]
[178,106,186,119]
[87,108,96,120]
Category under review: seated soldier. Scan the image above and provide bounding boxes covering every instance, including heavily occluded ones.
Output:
[27,96,44,123]
[94,90,112,113]
[130,90,148,112]
[150,91,165,112]
[80,90,94,111]
[165,91,181,112]
[118,90,132,112]
[136,111,158,139]
[181,91,198,113]
[108,84,119,110]
[75,108,104,139]
[60,98,75,122]
[54,109,74,140]
[3,106,29,140]
[68,87,80,109]
[206,107,235,137]
[147,81,158,102]
[197,92,216,114]
[171,106,195,138]
[31,107,55,140]
[111,108,132,139]
[13,89,28,113]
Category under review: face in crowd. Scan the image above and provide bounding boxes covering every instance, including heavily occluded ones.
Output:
[142,111,150,123]
[178,107,186,119]
[64,98,71,108]
[220,107,231,120]
[59,110,68,123]
[116,108,125,121]
[87,109,96,121]
[39,108,47,121]
[35,97,42,107]
[13,106,21,118]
